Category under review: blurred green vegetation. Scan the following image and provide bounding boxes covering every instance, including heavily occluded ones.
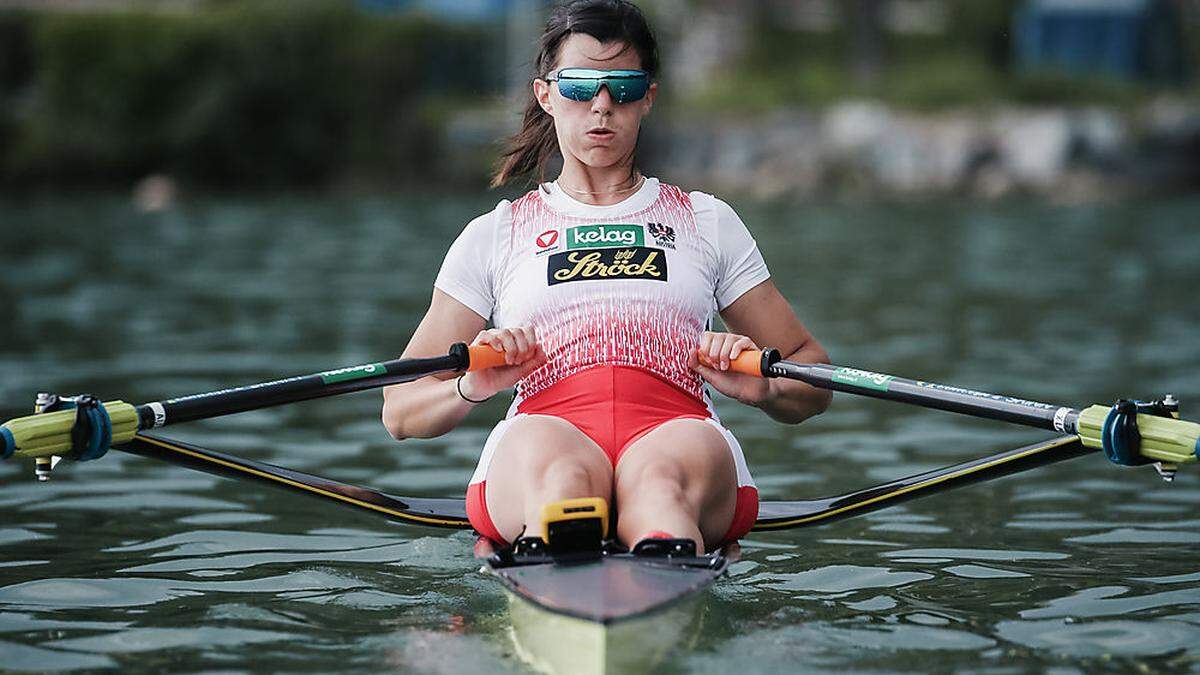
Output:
[0,1,493,189]
[0,0,1195,190]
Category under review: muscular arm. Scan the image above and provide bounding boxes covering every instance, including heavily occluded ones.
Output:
[381,290,488,440]
[719,280,832,424]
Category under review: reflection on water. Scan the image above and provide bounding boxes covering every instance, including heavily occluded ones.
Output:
[1,193,1199,672]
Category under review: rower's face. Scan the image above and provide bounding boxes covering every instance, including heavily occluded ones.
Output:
[533,34,656,170]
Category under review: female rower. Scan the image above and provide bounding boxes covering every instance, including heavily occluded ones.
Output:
[382,0,831,553]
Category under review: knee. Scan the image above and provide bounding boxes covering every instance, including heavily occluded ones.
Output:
[540,458,598,495]
[630,462,689,501]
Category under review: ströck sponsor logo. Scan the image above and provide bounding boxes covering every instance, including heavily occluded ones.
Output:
[547,246,668,285]
[566,224,644,249]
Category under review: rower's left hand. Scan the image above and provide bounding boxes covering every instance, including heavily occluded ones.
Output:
[689,332,770,406]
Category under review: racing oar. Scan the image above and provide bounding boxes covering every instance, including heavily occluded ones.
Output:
[0,343,506,464]
[712,350,1200,478]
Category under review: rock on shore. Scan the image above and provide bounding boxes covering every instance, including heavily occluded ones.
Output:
[646,100,1200,201]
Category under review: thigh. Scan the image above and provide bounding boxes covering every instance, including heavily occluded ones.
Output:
[614,418,738,546]
[483,414,613,541]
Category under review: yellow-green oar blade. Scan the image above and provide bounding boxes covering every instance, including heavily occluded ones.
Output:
[0,401,138,460]
[1077,405,1200,465]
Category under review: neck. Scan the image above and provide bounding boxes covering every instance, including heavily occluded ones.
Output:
[555,159,643,206]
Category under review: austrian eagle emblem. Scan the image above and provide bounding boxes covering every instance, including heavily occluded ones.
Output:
[647,222,675,248]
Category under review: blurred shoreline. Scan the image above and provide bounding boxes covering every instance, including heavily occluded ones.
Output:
[1,1,1197,201]
[8,97,1199,204]
[459,98,1200,202]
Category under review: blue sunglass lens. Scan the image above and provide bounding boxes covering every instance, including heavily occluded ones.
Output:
[607,78,648,103]
[554,70,648,103]
[557,78,601,101]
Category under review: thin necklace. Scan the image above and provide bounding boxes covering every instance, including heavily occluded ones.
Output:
[557,172,645,197]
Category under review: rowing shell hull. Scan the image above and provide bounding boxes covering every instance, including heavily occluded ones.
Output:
[486,547,733,674]
[505,590,709,674]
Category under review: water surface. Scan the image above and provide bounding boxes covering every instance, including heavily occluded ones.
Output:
[1,191,1198,673]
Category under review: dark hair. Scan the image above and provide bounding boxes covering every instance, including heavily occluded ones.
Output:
[490,0,659,188]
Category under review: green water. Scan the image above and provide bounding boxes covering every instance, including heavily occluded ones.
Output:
[1,192,1198,673]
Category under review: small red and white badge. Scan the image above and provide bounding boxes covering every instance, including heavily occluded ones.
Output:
[534,229,560,254]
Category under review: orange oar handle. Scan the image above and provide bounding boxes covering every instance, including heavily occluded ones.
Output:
[466,344,508,371]
[697,349,769,377]
[469,344,777,375]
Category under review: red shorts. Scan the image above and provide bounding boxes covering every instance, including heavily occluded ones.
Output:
[466,365,759,547]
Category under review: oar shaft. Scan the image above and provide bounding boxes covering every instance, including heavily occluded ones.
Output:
[767,360,1080,434]
[722,348,1198,465]
[139,352,463,429]
[2,343,506,460]
[140,342,510,428]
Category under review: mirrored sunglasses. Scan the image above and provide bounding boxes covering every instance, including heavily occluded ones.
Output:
[545,68,650,103]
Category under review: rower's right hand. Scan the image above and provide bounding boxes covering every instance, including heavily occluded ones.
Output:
[460,327,546,400]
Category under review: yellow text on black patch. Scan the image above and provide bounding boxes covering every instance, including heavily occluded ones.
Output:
[547,246,668,285]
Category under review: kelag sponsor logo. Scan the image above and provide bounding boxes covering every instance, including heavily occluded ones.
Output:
[566,224,644,249]
[547,246,668,285]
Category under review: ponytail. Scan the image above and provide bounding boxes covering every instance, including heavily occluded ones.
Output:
[491,96,558,188]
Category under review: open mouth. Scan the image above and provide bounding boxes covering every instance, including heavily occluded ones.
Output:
[587,128,616,141]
